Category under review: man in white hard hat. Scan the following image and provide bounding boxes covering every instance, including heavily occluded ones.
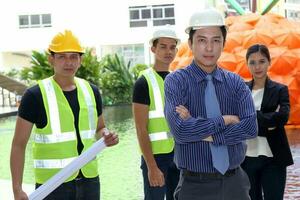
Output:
[132,25,180,200]
[164,8,257,200]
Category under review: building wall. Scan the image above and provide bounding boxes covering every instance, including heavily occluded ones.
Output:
[284,0,300,21]
[0,52,31,71]
[0,0,216,70]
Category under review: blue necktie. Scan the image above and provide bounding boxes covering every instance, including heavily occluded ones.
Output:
[205,74,229,174]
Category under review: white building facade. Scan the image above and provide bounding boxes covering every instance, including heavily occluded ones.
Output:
[0,0,214,71]
[0,0,298,71]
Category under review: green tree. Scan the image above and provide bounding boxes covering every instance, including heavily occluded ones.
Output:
[20,48,101,87]
[1,68,20,79]
[130,63,149,81]
[99,54,134,105]
[76,48,101,87]
[20,50,52,85]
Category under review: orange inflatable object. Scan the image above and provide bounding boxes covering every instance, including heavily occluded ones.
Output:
[273,29,300,49]
[228,22,253,32]
[242,29,274,48]
[223,32,243,52]
[170,13,300,125]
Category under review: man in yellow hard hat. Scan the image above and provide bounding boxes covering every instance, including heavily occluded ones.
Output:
[164,8,257,200]
[132,25,180,200]
[10,30,119,200]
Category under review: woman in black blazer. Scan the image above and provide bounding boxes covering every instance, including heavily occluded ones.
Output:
[241,44,293,200]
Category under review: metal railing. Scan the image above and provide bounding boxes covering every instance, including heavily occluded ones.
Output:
[0,87,19,107]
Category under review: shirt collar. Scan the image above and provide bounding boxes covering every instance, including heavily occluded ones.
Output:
[188,60,223,83]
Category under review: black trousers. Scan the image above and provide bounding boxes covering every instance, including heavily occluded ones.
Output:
[141,152,180,200]
[241,156,287,200]
[36,176,100,200]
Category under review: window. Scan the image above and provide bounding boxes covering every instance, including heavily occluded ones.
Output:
[153,8,163,18]
[287,10,300,20]
[142,9,151,19]
[42,14,51,27]
[129,4,175,27]
[30,15,40,27]
[130,21,147,28]
[18,14,52,29]
[130,10,140,20]
[165,7,174,17]
[285,0,300,21]
[19,15,29,26]
[153,19,175,26]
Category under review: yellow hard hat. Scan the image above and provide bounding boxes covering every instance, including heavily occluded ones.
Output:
[48,30,84,53]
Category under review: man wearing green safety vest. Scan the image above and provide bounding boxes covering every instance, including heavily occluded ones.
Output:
[132,25,180,200]
[10,30,119,200]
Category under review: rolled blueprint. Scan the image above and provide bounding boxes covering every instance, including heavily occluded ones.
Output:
[29,137,107,200]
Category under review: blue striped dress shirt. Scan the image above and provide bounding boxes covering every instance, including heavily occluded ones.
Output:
[164,61,257,173]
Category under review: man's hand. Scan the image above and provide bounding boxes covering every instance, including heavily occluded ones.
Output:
[176,105,191,120]
[176,105,213,142]
[13,189,28,200]
[222,115,240,126]
[148,166,165,187]
[99,128,119,147]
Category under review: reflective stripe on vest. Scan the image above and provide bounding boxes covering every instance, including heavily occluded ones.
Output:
[149,132,173,141]
[76,78,96,131]
[34,129,96,144]
[34,157,76,169]
[42,78,61,135]
[146,69,165,119]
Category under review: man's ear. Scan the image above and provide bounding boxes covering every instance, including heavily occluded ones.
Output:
[151,46,156,53]
[188,39,192,50]
[48,55,54,67]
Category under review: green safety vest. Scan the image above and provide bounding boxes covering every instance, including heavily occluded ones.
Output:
[140,68,174,154]
[33,77,98,184]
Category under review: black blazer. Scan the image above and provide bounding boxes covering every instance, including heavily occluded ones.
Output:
[246,77,293,167]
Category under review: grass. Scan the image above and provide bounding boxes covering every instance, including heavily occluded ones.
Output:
[0,116,144,200]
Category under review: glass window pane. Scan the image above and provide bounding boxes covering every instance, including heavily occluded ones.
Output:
[153,8,163,18]
[153,19,175,26]
[42,14,51,24]
[130,10,139,20]
[165,8,174,17]
[130,20,147,27]
[19,15,29,25]
[30,15,40,25]
[142,9,151,19]
[135,45,144,53]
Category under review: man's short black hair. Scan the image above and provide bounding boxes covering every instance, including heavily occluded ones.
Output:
[188,26,227,46]
[152,39,159,47]
[152,38,179,48]
[49,50,83,56]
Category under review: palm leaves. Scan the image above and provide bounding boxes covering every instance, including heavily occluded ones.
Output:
[18,50,148,105]
[20,50,53,85]
[77,48,101,87]
[99,54,134,105]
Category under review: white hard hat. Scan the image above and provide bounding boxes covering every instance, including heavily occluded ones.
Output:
[149,25,181,46]
[185,8,225,34]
